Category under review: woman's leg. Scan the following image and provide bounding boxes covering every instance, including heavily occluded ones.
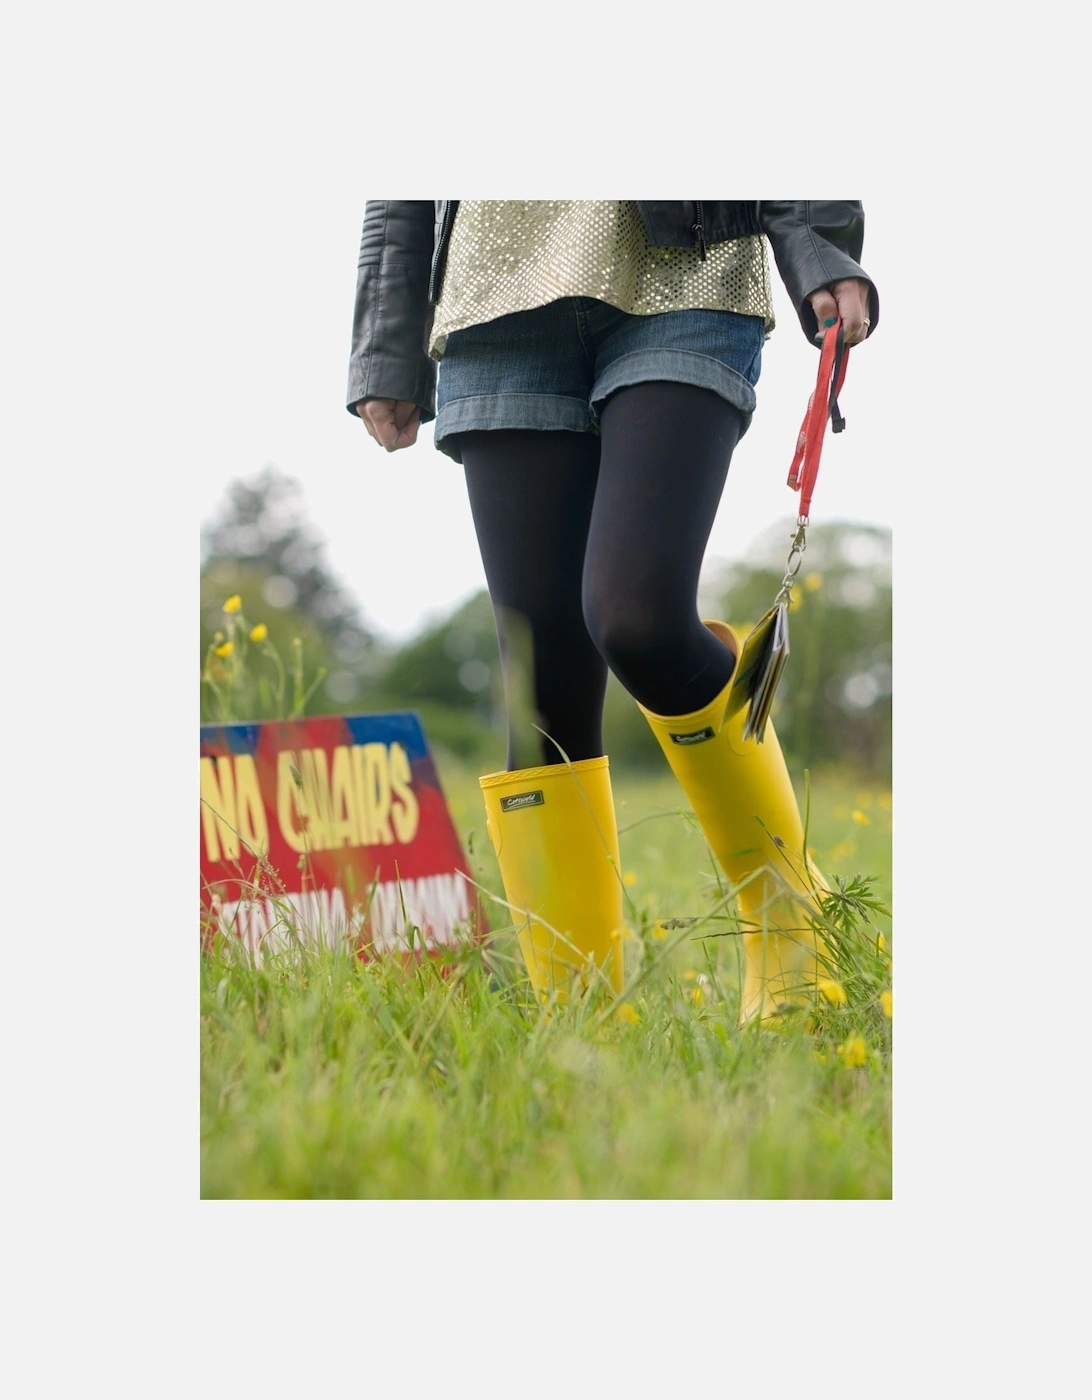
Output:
[460,428,625,998]
[459,428,607,770]
[586,381,825,1022]
[582,380,744,711]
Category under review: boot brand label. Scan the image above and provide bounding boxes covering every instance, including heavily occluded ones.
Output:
[500,790,545,812]
[669,727,716,745]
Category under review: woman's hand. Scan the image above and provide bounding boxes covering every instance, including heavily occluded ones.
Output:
[807,278,873,347]
[356,398,421,451]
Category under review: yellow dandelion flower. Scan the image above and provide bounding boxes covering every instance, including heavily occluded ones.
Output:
[223,595,242,614]
[652,922,668,940]
[877,933,887,954]
[789,589,803,612]
[213,641,233,658]
[615,1003,640,1025]
[803,571,823,592]
[877,792,893,810]
[852,809,872,826]
[249,623,268,643]
[817,978,847,1005]
[880,990,893,1019]
[689,986,704,1004]
[838,1036,868,1068]
[622,870,638,887]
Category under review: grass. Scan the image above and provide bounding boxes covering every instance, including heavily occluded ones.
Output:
[201,753,892,1199]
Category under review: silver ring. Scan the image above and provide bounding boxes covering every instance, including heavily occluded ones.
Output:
[862,318,871,329]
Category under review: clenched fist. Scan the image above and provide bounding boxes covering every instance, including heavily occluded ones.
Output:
[356,398,421,452]
[807,278,873,347]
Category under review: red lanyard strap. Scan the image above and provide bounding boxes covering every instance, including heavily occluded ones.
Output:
[786,320,849,522]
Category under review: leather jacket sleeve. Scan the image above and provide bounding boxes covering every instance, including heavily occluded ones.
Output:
[345,200,437,421]
[759,201,879,342]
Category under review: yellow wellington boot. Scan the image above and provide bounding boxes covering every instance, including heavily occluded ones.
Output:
[479,757,625,1001]
[638,621,827,1023]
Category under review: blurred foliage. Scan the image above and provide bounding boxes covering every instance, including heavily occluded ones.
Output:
[709,518,891,777]
[200,467,390,721]
[200,471,890,780]
[381,591,497,717]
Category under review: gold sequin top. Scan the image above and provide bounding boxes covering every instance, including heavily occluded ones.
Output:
[429,200,774,359]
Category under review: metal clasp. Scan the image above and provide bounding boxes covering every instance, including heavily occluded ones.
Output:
[773,520,808,606]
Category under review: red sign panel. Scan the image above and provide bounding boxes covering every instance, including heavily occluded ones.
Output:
[200,711,482,958]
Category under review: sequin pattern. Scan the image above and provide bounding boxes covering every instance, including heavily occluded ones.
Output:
[429,201,774,359]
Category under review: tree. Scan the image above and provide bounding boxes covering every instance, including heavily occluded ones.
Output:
[380,590,498,715]
[710,518,891,777]
[200,466,385,719]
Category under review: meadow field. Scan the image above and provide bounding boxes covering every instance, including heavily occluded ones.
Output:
[201,752,892,1199]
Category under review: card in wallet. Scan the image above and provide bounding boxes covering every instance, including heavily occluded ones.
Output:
[736,601,790,743]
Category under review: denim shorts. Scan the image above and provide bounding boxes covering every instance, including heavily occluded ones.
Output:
[433,297,764,462]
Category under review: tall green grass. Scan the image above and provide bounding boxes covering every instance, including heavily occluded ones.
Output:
[201,756,892,1199]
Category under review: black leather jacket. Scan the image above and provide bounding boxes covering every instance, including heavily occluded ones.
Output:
[346,200,878,423]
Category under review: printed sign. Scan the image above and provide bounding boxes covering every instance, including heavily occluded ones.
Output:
[200,711,482,958]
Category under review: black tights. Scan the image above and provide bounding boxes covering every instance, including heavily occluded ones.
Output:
[460,381,745,769]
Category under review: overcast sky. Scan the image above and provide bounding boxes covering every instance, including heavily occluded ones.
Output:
[196,196,896,641]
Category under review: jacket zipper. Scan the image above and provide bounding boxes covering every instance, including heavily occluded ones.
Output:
[428,201,458,304]
[692,201,707,261]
